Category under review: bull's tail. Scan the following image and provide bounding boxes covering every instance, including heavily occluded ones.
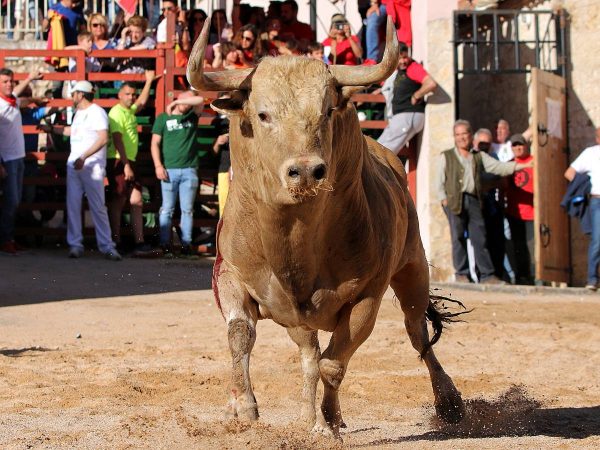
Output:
[421,293,470,359]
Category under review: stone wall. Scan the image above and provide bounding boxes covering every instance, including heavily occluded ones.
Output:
[416,0,599,285]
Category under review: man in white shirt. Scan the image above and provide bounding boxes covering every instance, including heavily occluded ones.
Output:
[42,81,121,260]
[0,68,40,255]
[491,119,514,162]
[565,127,600,290]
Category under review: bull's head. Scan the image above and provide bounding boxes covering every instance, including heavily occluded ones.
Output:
[187,17,399,205]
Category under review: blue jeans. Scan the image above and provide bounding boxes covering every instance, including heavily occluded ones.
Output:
[366,5,387,61]
[588,197,600,285]
[159,168,198,246]
[0,158,24,244]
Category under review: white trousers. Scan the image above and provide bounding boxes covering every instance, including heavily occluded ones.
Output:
[377,112,425,155]
[66,163,115,253]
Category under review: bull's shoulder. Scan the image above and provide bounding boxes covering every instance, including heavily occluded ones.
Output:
[365,136,408,184]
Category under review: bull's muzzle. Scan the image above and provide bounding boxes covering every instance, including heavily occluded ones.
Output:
[281,157,332,200]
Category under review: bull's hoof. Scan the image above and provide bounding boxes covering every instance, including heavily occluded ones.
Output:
[435,393,465,424]
[300,405,317,430]
[311,422,341,441]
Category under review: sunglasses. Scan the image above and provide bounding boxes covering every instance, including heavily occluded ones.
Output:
[242,35,254,41]
[91,23,105,28]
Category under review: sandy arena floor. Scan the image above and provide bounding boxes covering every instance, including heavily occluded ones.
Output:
[1,249,599,449]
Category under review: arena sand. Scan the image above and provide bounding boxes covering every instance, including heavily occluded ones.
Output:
[0,249,599,449]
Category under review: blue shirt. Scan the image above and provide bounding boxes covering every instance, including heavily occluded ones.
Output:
[49,2,84,45]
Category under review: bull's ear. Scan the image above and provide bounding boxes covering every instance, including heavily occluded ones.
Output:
[338,86,366,109]
[210,91,245,116]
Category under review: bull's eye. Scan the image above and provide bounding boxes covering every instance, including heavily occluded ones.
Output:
[258,112,271,123]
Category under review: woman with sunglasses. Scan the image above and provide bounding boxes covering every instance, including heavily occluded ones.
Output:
[187,9,208,43]
[88,13,115,50]
[232,24,263,66]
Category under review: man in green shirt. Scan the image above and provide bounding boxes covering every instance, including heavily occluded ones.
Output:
[150,90,204,253]
[107,70,155,255]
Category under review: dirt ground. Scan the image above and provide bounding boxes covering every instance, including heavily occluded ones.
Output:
[1,249,599,449]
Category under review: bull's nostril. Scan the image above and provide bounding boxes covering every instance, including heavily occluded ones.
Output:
[288,167,301,178]
[312,164,326,180]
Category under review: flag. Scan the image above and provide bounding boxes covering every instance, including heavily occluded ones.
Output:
[117,0,138,16]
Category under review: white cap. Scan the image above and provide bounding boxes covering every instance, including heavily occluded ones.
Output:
[72,80,94,94]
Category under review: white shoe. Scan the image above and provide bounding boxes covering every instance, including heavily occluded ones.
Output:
[68,247,83,258]
[585,284,598,291]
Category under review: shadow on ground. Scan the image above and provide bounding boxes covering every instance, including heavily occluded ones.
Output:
[353,385,600,446]
[0,249,214,306]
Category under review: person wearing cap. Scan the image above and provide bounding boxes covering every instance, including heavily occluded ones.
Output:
[106,70,156,256]
[0,68,42,255]
[505,133,535,284]
[377,41,437,155]
[564,127,600,291]
[41,81,121,260]
[322,14,362,66]
[436,120,533,284]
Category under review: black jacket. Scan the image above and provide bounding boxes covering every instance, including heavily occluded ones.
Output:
[560,172,592,234]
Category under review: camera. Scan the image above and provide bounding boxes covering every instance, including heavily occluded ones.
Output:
[334,22,345,30]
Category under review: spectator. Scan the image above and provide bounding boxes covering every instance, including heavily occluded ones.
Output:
[267,1,282,20]
[322,14,362,66]
[278,38,301,56]
[156,0,190,52]
[279,0,314,46]
[307,42,325,61]
[209,9,230,45]
[150,90,204,254]
[106,71,156,256]
[564,127,600,291]
[365,0,412,64]
[0,68,41,255]
[45,0,85,46]
[187,8,208,43]
[473,127,505,280]
[213,42,251,70]
[233,24,264,65]
[492,119,514,162]
[263,17,284,56]
[212,93,231,218]
[505,134,535,285]
[116,15,156,75]
[436,120,533,284]
[39,81,121,260]
[64,31,102,97]
[88,13,115,50]
[377,41,436,155]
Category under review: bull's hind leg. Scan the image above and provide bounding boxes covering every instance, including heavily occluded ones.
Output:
[391,261,465,423]
[286,327,320,429]
[216,262,260,421]
[314,296,381,438]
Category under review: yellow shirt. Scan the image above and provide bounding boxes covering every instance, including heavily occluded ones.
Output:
[108,103,139,161]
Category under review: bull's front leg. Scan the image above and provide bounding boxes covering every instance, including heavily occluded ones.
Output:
[215,260,259,421]
[286,327,320,429]
[315,296,381,438]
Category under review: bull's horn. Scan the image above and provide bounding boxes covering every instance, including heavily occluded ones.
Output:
[329,16,399,86]
[186,17,253,91]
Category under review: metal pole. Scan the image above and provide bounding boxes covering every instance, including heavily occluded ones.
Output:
[310,0,316,35]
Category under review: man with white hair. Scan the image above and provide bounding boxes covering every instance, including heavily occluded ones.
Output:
[42,81,121,260]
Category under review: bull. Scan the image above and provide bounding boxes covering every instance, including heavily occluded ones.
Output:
[187,17,465,437]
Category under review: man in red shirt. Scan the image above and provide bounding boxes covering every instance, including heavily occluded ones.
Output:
[279,0,314,48]
[377,42,437,155]
[505,134,535,284]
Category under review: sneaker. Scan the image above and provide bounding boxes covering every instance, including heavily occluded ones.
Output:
[481,276,506,285]
[585,283,598,291]
[68,247,84,258]
[455,274,470,283]
[133,242,153,255]
[0,241,18,255]
[105,249,122,261]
